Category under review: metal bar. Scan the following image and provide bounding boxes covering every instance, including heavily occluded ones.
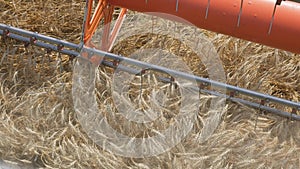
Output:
[82,47,300,109]
[1,24,299,118]
[102,60,300,121]
[0,29,78,56]
[202,89,300,120]
[0,24,79,51]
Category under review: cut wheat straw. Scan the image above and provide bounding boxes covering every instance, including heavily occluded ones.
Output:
[0,1,300,168]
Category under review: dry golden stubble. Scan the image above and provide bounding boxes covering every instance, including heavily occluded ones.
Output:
[0,2,300,168]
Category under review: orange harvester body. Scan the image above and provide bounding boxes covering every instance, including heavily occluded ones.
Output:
[86,0,300,54]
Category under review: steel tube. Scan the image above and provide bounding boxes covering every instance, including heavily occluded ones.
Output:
[0,30,78,56]
[0,24,80,51]
[108,0,300,54]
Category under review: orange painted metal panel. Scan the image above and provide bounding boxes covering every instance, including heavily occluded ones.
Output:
[269,1,300,53]
[108,0,300,54]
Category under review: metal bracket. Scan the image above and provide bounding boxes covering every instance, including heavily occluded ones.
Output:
[2,29,9,42]
[30,36,37,44]
[57,43,64,51]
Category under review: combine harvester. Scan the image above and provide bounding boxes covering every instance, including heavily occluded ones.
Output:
[1,0,300,121]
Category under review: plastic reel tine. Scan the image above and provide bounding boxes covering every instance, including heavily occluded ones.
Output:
[6,46,13,78]
[0,51,3,66]
[10,46,18,69]
[41,48,47,67]
[18,52,25,69]
[23,41,32,68]
[205,0,211,19]
[57,44,64,73]
[289,108,297,121]
[28,48,33,68]
[139,69,146,105]
[254,111,259,131]
[32,47,39,68]
[41,48,51,74]
[28,37,38,68]
[68,55,75,72]
[57,52,63,73]
[2,43,16,66]
[254,99,269,131]
[268,1,278,34]
[0,47,8,66]
[255,100,263,131]
[25,46,36,82]
[237,0,243,27]
[169,76,176,97]
[46,48,52,66]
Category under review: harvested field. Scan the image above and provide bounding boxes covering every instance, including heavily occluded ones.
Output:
[0,0,300,168]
